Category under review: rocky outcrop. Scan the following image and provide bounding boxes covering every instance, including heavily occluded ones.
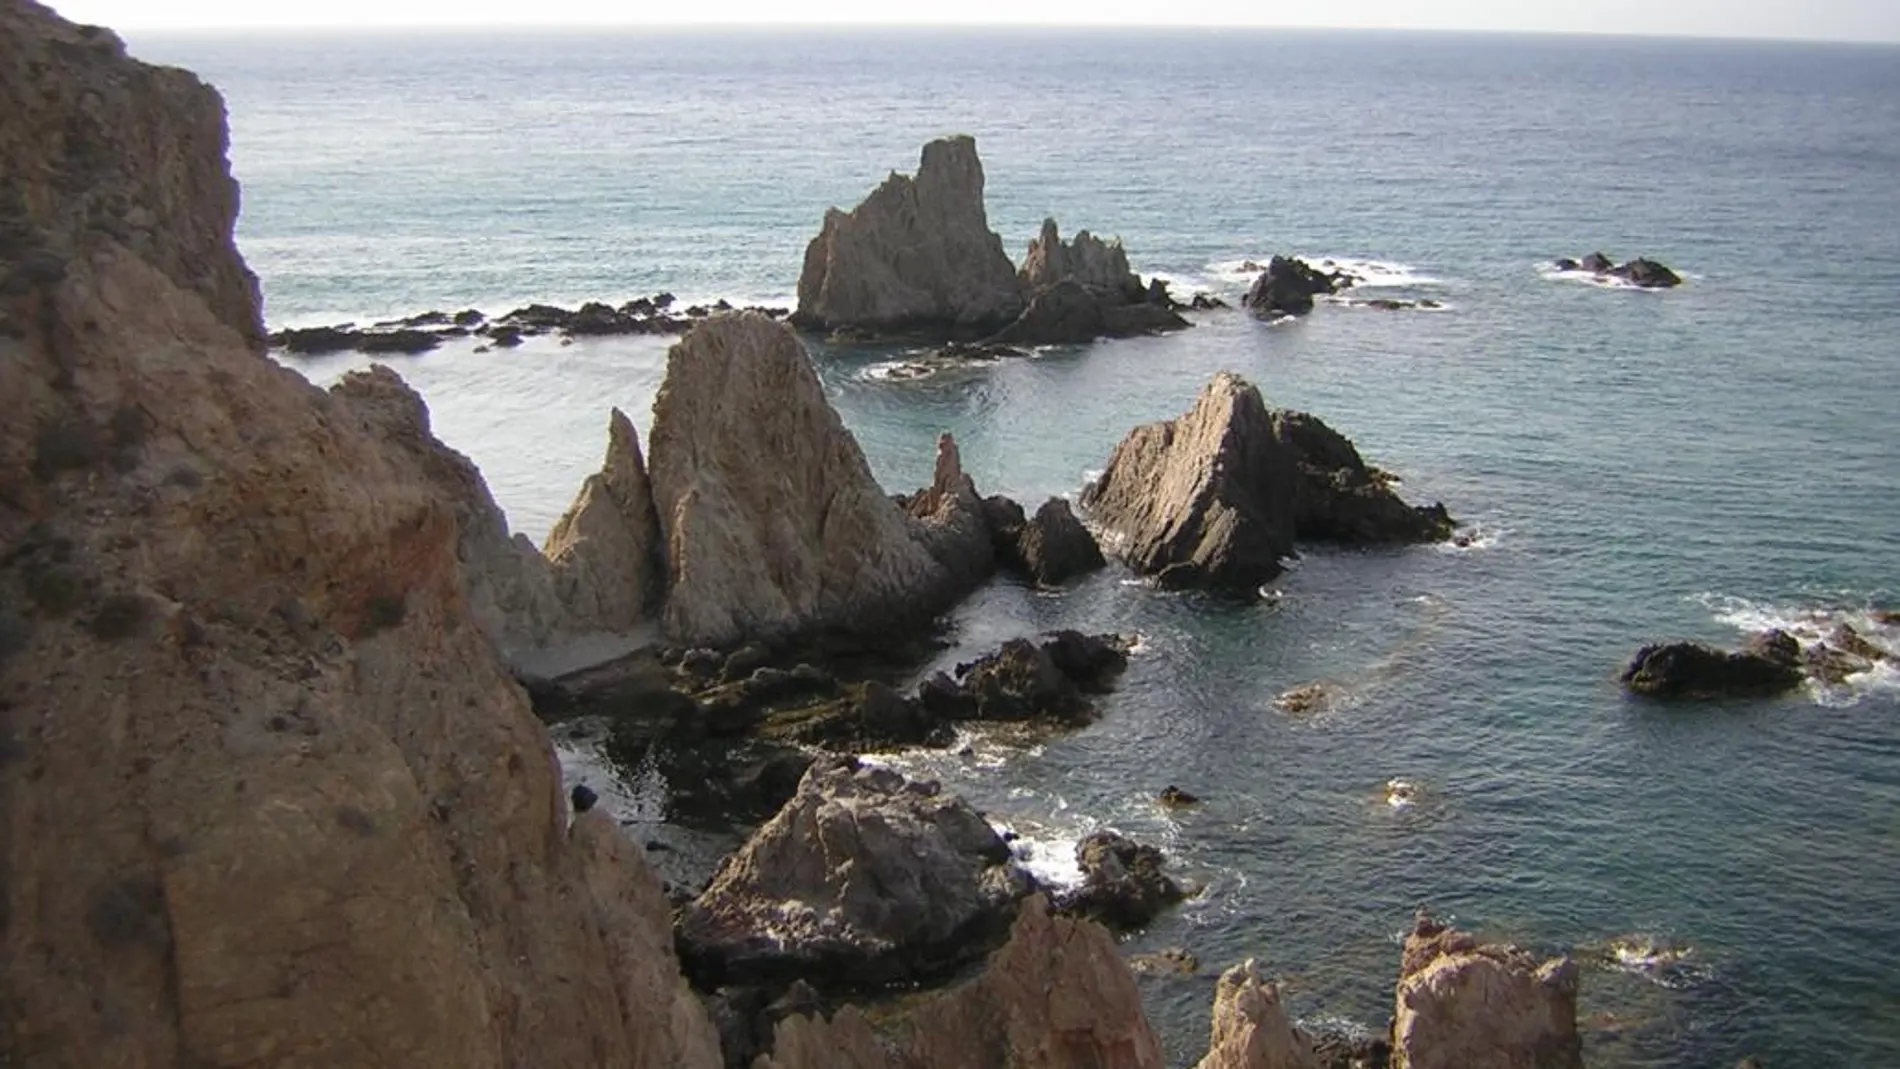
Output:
[753,895,1166,1069]
[1019,217,1144,299]
[1245,256,1354,319]
[647,314,994,647]
[793,136,1024,337]
[987,495,1107,586]
[1392,915,1582,1069]
[1059,830,1186,931]
[1554,252,1681,288]
[1195,960,1321,1069]
[678,758,1034,989]
[1620,631,1806,699]
[268,294,791,355]
[1082,373,1454,591]
[543,407,662,633]
[919,630,1131,725]
[0,5,721,1067]
[988,219,1188,345]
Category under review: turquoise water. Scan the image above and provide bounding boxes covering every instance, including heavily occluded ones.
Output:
[131,26,1900,1066]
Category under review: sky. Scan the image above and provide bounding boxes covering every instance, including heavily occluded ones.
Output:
[43,0,1900,43]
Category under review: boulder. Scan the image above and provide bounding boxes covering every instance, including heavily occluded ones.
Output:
[1059,830,1186,931]
[1392,914,1582,1069]
[793,135,1025,337]
[646,314,992,648]
[677,758,1034,989]
[923,630,1131,724]
[1578,252,1615,274]
[753,895,1166,1069]
[542,407,662,632]
[0,6,721,1066]
[1082,373,1454,591]
[990,495,1105,586]
[1194,960,1321,1069]
[1609,258,1682,288]
[1245,256,1351,319]
[1619,631,1805,699]
[1080,371,1301,590]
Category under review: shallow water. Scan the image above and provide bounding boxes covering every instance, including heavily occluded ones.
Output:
[130,26,1900,1065]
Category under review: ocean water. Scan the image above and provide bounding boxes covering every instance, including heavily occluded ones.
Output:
[125,26,1900,1066]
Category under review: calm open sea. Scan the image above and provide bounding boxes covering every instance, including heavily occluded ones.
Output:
[126,24,1900,1066]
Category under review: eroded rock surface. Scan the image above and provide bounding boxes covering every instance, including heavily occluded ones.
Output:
[793,135,1024,337]
[753,895,1167,1069]
[648,314,992,647]
[1620,631,1805,699]
[0,5,720,1066]
[678,758,1034,989]
[1195,960,1321,1069]
[543,407,662,633]
[1245,256,1354,319]
[1082,372,1453,591]
[1391,914,1582,1069]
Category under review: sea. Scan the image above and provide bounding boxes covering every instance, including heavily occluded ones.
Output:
[122,24,1900,1067]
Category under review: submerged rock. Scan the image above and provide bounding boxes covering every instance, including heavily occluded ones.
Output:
[793,135,1025,337]
[1620,631,1805,699]
[1392,914,1582,1069]
[678,758,1034,989]
[1194,960,1321,1069]
[1557,252,1682,288]
[1082,372,1453,592]
[647,314,993,648]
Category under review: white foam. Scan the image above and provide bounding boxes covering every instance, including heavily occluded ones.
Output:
[1209,255,1445,290]
[1691,593,1900,706]
[1600,934,1712,990]
[1435,524,1506,553]
[1537,262,1673,292]
[1384,777,1419,810]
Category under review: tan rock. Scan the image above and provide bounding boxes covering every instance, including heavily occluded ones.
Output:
[647,313,989,647]
[1019,217,1143,300]
[1195,960,1320,1069]
[753,896,1166,1069]
[794,135,1025,335]
[1391,915,1583,1069]
[543,407,661,633]
[0,5,720,1066]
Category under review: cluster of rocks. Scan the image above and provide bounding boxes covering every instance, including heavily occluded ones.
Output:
[268,293,792,356]
[1081,371,1456,592]
[1244,255,1360,319]
[1554,251,1682,289]
[792,136,1197,348]
[1622,621,1894,699]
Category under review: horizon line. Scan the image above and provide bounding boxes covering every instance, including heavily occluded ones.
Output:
[106,21,1900,47]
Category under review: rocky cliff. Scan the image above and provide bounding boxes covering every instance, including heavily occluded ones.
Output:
[1195,961,1320,1069]
[1391,915,1583,1069]
[0,4,720,1065]
[647,313,995,648]
[543,406,662,634]
[793,135,1025,336]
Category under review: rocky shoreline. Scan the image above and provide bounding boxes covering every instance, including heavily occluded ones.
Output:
[0,4,1772,1068]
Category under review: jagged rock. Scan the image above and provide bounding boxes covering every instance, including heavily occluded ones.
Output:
[1019,217,1144,300]
[1194,960,1321,1069]
[1059,830,1186,931]
[989,495,1105,586]
[1158,785,1201,808]
[1620,631,1805,698]
[902,432,999,598]
[1392,914,1582,1069]
[1562,253,1683,288]
[647,314,993,648]
[1082,373,1453,591]
[793,136,1024,337]
[0,6,721,1066]
[752,895,1166,1069]
[988,220,1189,345]
[543,407,662,632]
[922,630,1130,724]
[678,758,1034,989]
[1579,252,1615,274]
[1245,256,1352,319]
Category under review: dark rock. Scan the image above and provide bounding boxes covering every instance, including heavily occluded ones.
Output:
[678,758,1032,991]
[1010,497,1105,586]
[489,325,524,348]
[501,303,573,329]
[1579,252,1615,274]
[721,642,773,683]
[1610,257,1682,289]
[1245,255,1352,319]
[273,326,357,355]
[356,329,439,355]
[949,631,1129,723]
[1127,947,1200,975]
[1188,293,1229,311]
[1554,257,1581,272]
[1058,830,1184,931]
[1145,277,1173,306]
[569,784,598,814]
[1276,410,1456,545]
[1157,785,1200,808]
[1620,633,1805,699]
[1311,1028,1393,1069]
[779,679,951,751]
[451,308,484,327]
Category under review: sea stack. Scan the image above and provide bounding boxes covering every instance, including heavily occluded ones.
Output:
[793,135,1025,337]
[1392,914,1583,1069]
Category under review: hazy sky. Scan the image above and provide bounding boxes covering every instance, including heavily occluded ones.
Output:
[45,0,1900,43]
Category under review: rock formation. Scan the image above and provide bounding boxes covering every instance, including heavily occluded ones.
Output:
[0,5,722,1066]
[1245,256,1355,319]
[1059,830,1187,931]
[1082,372,1454,591]
[793,135,1025,336]
[1391,914,1582,1069]
[677,758,1034,989]
[989,217,1187,344]
[1018,218,1143,299]
[753,895,1167,1069]
[985,494,1107,586]
[1553,252,1682,288]
[543,407,662,633]
[1620,630,1806,699]
[1195,960,1321,1069]
[647,313,994,648]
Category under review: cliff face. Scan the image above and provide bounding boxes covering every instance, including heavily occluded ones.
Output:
[1391,916,1582,1069]
[793,135,1025,335]
[0,4,717,1066]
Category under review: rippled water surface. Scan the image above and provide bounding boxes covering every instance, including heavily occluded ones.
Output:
[131,26,1900,1065]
